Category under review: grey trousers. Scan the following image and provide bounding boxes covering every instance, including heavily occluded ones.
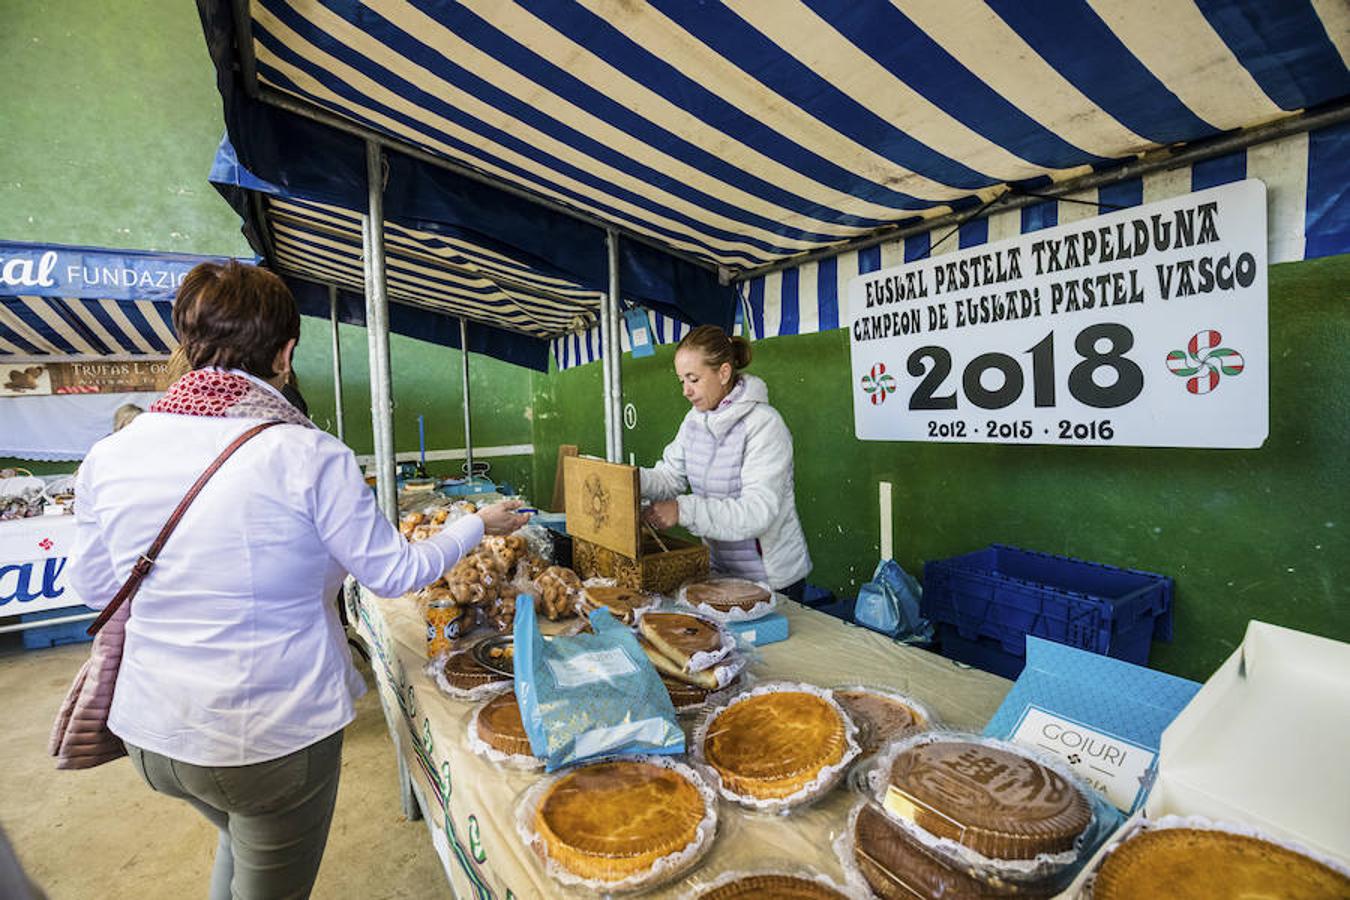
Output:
[125,730,343,900]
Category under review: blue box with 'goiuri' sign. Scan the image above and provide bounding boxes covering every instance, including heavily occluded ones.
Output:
[984,636,1201,815]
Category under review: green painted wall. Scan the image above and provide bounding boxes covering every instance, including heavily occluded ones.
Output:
[533,255,1350,682]
[0,0,537,491]
[296,317,536,492]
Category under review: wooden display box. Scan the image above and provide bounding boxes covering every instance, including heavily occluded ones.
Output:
[563,456,708,593]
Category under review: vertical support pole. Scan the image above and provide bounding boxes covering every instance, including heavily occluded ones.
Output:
[597,268,615,464]
[364,141,397,522]
[607,229,624,463]
[328,284,346,444]
[459,317,474,482]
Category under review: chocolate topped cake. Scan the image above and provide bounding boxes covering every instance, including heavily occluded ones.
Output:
[852,803,1054,899]
[442,648,511,691]
[684,577,771,612]
[886,740,1091,859]
[1092,828,1350,900]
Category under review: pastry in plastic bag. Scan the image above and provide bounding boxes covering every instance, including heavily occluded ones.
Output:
[883,738,1092,859]
[845,800,1053,899]
[534,565,582,621]
[399,510,425,538]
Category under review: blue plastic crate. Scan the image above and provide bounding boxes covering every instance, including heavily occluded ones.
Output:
[21,607,95,650]
[923,545,1172,676]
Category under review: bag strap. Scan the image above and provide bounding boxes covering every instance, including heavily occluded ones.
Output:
[85,420,283,636]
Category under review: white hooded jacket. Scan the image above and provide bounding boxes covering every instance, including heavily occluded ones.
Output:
[640,374,811,589]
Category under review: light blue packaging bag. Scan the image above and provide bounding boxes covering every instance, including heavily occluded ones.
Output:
[513,593,684,771]
[854,559,933,643]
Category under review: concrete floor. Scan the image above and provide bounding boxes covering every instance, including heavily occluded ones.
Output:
[0,638,448,899]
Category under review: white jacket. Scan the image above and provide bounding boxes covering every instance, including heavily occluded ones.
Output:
[640,374,811,589]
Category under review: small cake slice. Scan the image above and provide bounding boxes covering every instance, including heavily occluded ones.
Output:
[638,611,724,671]
[580,585,652,624]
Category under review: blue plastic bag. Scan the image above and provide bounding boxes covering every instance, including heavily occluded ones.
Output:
[513,593,684,771]
[854,559,933,643]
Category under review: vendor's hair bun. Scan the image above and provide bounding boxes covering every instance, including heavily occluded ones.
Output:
[678,324,752,371]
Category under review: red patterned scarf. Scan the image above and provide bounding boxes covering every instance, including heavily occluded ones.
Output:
[150,369,313,428]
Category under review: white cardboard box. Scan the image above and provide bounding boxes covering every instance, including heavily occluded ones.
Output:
[1146,620,1350,864]
[1060,620,1350,897]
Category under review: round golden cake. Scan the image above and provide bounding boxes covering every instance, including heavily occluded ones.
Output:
[699,873,849,899]
[442,648,510,691]
[534,760,708,883]
[473,691,533,758]
[853,803,1053,899]
[1092,828,1350,900]
[835,689,926,757]
[703,690,849,800]
[887,740,1091,859]
[685,577,771,612]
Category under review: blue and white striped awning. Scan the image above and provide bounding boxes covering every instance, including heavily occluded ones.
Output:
[554,120,1350,369]
[265,196,602,338]
[0,242,235,359]
[224,0,1349,276]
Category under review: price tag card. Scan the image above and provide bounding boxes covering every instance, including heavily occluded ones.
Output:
[848,180,1268,448]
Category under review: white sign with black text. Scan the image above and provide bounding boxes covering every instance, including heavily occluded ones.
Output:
[848,180,1268,447]
[1011,705,1155,812]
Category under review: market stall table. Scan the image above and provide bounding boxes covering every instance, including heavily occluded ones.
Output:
[353,588,1011,899]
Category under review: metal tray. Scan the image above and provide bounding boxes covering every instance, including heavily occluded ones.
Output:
[472,634,515,677]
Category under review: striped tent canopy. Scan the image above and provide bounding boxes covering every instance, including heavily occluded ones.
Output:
[213,0,1348,279]
[265,195,602,338]
[0,241,227,359]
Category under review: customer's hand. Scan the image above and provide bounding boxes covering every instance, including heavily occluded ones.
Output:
[477,499,531,535]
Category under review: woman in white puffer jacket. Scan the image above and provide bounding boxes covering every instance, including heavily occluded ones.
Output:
[640,325,812,598]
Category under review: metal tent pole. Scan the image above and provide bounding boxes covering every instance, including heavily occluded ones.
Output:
[328,284,346,443]
[607,230,624,463]
[598,267,616,464]
[459,317,474,482]
[363,141,397,522]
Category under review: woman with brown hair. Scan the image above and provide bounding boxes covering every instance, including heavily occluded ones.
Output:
[640,325,811,598]
[68,261,526,898]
